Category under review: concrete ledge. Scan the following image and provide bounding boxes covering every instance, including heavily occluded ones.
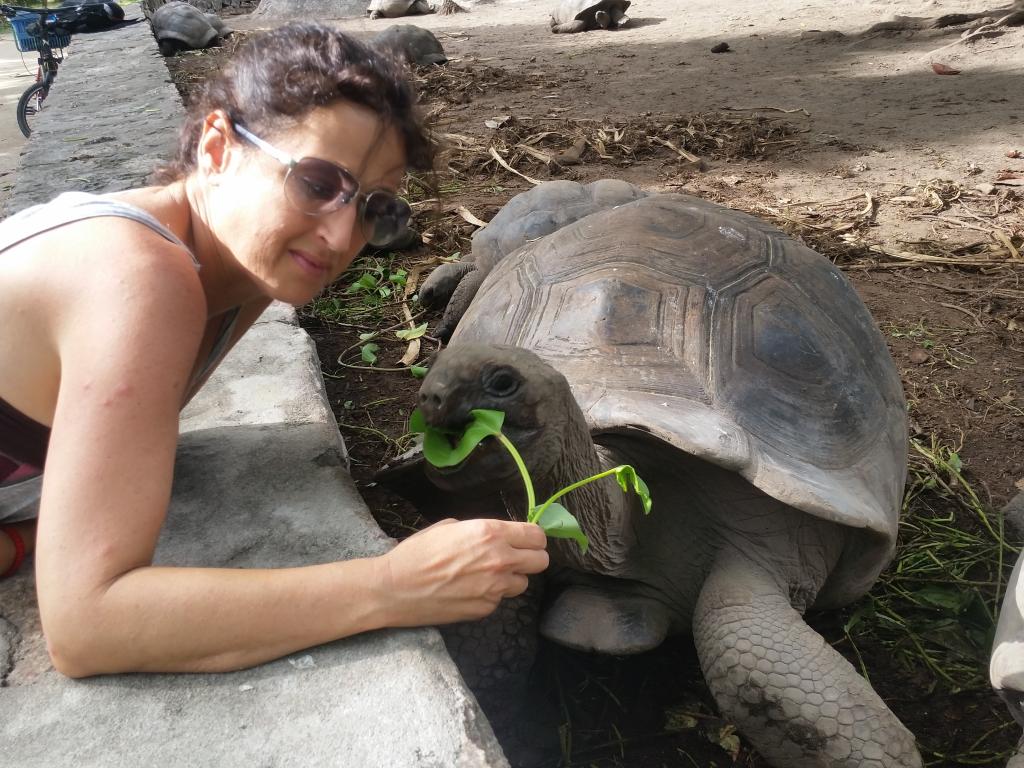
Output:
[0,18,507,768]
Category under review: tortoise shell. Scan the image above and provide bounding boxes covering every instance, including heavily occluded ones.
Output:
[550,0,630,25]
[472,179,648,274]
[449,193,907,604]
[371,24,447,67]
[150,1,222,47]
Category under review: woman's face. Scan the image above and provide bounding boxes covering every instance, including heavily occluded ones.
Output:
[206,100,408,306]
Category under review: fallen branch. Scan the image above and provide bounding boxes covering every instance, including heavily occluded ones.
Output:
[455,205,489,228]
[489,147,543,185]
[718,105,811,117]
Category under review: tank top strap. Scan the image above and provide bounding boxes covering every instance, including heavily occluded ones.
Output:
[0,191,197,265]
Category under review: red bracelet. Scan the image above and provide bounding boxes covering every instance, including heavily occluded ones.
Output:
[1,525,26,579]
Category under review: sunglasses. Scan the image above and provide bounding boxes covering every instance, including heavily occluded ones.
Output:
[232,123,411,247]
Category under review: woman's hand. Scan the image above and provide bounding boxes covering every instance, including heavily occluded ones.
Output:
[376,518,549,627]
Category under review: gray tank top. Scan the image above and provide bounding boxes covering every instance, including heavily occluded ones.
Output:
[0,191,193,257]
[0,192,240,523]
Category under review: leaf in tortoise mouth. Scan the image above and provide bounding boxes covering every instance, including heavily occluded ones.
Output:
[408,408,505,468]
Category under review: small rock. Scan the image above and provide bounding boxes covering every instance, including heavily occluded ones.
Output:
[975,183,997,195]
[909,348,930,364]
[288,654,316,670]
[710,42,731,53]
[238,683,254,692]
[1007,150,1022,159]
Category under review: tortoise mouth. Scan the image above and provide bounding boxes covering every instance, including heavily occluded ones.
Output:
[425,427,536,491]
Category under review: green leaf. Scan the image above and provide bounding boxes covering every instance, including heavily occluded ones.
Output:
[613,465,653,514]
[409,408,427,433]
[947,452,962,474]
[663,705,699,732]
[360,343,379,364]
[358,332,378,342]
[411,409,506,468]
[843,602,875,634]
[410,365,428,379]
[347,273,378,293]
[534,502,589,553]
[389,269,408,286]
[912,584,973,614]
[396,323,429,341]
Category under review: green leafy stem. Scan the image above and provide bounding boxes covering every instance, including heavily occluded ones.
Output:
[409,408,652,553]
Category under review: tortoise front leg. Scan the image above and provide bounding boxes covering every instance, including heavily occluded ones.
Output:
[550,18,588,33]
[419,260,476,310]
[693,554,922,768]
[435,265,486,342]
[440,576,554,762]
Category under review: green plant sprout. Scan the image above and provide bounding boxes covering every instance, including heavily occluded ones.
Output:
[408,408,652,552]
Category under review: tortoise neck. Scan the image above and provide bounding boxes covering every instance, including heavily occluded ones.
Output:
[535,406,634,572]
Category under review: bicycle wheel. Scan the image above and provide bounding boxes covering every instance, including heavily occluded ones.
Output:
[17,82,50,138]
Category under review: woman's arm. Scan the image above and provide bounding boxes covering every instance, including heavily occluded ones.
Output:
[34,225,547,677]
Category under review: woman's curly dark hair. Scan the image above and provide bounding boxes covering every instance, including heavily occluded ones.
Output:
[153,23,435,182]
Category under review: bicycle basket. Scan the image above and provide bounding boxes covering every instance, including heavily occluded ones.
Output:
[10,12,71,53]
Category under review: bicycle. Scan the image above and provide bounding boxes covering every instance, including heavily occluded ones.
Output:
[1,3,72,138]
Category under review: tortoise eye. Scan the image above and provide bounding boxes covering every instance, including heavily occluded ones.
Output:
[484,368,520,397]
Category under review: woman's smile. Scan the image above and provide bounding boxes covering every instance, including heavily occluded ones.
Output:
[288,247,331,278]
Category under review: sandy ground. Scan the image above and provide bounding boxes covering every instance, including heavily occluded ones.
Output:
[0,35,32,208]
[236,0,1023,256]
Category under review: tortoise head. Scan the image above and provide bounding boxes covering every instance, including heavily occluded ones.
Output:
[416,344,580,494]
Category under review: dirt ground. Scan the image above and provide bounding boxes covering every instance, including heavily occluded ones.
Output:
[169,1,1023,765]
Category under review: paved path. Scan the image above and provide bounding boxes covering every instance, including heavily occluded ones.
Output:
[0,34,31,207]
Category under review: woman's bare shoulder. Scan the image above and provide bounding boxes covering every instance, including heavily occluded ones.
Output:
[45,215,205,317]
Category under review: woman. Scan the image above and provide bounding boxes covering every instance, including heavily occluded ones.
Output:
[0,23,548,677]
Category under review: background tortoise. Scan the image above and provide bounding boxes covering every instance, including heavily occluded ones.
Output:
[367,0,433,20]
[419,179,648,341]
[410,191,920,767]
[149,0,228,56]
[371,24,448,67]
[141,0,220,19]
[550,0,630,33]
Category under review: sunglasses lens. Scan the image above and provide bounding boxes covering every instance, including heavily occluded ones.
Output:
[360,192,412,247]
[285,159,358,214]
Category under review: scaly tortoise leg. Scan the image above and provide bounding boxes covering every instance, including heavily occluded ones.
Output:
[550,19,588,33]
[694,553,922,767]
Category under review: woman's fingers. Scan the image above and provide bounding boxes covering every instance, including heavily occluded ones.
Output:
[379,515,551,626]
[502,573,530,599]
[505,520,547,550]
[509,545,549,576]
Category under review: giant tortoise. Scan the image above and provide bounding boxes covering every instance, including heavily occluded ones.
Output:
[367,0,433,20]
[550,0,630,33]
[371,24,448,67]
[150,0,228,56]
[419,179,648,341]
[410,191,920,767]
